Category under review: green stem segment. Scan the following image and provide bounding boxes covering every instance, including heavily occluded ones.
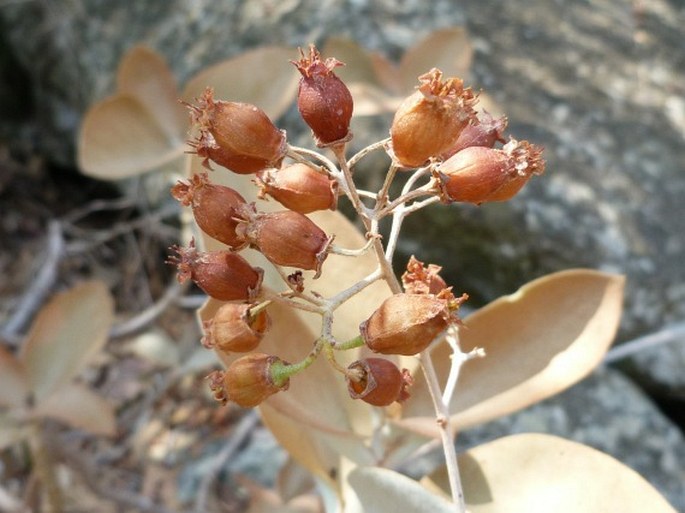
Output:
[334,334,365,351]
[269,339,324,387]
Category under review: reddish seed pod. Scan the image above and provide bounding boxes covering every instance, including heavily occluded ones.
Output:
[256,163,338,214]
[292,44,354,146]
[187,88,286,174]
[238,209,333,278]
[346,358,413,406]
[168,239,263,301]
[433,138,545,205]
[171,173,248,249]
[440,110,508,160]
[360,294,455,355]
[390,68,478,168]
[203,303,270,353]
[224,353,290,407]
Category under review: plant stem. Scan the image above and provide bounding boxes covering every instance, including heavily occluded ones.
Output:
[419,353,466,512]
[30,423,64,513]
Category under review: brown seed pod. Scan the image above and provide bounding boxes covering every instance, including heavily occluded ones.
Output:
[203,303,270,353]
[171,173,248,249]
[256,163,338,214]
[292,44,354,146]
[238,209,333,278]
[346,358,412,406]
[433,138,545,205]
[168,239,263,301]
[440,110,508,160]
[360,294,453,355]
[224,353,290,407]
[186,88,286,174]
[390,68,478,168]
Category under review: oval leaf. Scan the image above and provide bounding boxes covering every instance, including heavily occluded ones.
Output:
[31,383,116,436]
[78,94,185,179]
[400,269,625,434]
[426,433,676,512]
[182,46,299,120]
[399,27,474,92]
[0,345,28,408]
[348,466,454,513]
[20,281,114,402]
[116,45,187,144]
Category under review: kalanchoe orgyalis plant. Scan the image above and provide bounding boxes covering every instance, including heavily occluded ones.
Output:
[169,44,547,511]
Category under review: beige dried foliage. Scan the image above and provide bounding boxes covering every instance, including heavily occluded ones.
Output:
[425,433,677,512]
[398,269,626,436]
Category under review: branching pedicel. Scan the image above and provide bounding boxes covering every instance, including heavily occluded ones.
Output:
[169,44,544,510]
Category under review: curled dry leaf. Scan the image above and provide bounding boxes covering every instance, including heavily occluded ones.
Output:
[347,466,454,513]
[0,345,28,408]
[424,433,676,513]
[19,281,114,403]
[78,45,187,179]
[398,269,626,436]
[181,46,300,121]
[31,383,117,436]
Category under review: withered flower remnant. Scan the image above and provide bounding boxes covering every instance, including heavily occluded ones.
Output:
[440,110,508,160]
[208,353,289,408]
[292,44,354,146]
[360,293,461,356]
[346,358,413,406]
[434,138,545,205]
[237,208,333,278]
[203,303,270,353]
[390,68,478,168]
[171,173,248,249]
[187,88,286,174]
[402,255,448,296]
[168,239,263,302]
[256,163,339,214]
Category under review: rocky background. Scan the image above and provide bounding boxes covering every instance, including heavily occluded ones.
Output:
[1,0,683,510]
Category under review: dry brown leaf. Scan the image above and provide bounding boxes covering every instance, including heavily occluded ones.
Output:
[0,345,28,408]
[181,46,299,121]
[347,466,454,513]
[398,27,473,92]
[425,433,676,512]
[19,281,114,402]
[399,269,625,435]
[78,94,186,179]
[116,45,187,143]
[31,382,116,436]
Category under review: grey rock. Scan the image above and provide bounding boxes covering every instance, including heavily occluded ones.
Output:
[456,368,685,511]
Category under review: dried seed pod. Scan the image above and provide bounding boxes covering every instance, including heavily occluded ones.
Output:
[402,256,448,296]
[224,353,289,407]
[292,45,354,145]
[346,358,413,406]
[168,239,263,301]
[360,294,454,355]
[187,88,286,174]
[390,68,478,168]
[440,110,508,160]
[256,163,338,214]
[433,138,545,205]
[203,303,270,353]
[238,209,333,278]
[171,173,248,249]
